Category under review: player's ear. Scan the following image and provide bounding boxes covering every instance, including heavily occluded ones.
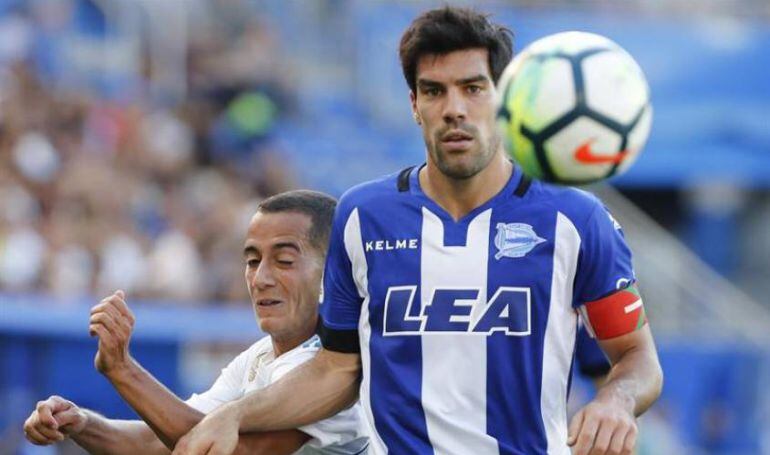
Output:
[409,91,421,125]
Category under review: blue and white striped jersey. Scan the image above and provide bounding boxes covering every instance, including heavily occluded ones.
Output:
[319,165,635,455]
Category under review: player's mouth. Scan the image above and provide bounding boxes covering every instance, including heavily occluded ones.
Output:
[256,299,283,307]
[440,130,474,151]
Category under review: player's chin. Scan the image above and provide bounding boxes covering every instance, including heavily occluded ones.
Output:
[255,303,286,321]
[437,152,485,179]
[257,316,282,334]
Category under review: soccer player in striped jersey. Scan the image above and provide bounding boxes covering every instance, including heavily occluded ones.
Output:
[176,7,663,455]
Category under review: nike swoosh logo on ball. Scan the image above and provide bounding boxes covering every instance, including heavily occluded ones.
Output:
[573,139,627,164]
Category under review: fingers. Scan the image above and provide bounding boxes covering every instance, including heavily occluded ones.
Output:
[24,420,61,445]
[24,404,65,445]
[591,421,615,455]
[90,291,135,329]
[89,292,134,342]
[89,324,113,349]
[172,434,212,455]
[34,421,65,443]
[90,311,119,333]
[572,412,599,455]
[569,404,638,455]
[55,407,82,429]
[35,400,58,430]
[620,422,638,454]
[567,408,584,446]
[48,395,74,414]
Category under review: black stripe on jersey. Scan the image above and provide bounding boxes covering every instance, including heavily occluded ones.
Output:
[513,174,532,198]
[318,319,360,353]
[397,163,531,197]
[397,166,415,192]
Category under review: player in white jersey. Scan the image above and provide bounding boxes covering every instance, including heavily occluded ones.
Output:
[23,190,368,454]
[175,7,663,455]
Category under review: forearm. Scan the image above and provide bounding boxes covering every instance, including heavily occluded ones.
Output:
[74,410,305,455]
[71,411,168,455]
[106,359,204,448]
[232,349,361,432]
[233,430,311,455]
[597,338,663,416]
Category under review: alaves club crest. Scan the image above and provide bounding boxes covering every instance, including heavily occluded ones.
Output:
[494,223,545,260]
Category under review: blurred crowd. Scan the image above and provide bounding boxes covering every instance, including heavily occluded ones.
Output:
[0,0,298,304]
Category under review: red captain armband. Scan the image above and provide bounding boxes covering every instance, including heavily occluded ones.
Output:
[579,284,647,340]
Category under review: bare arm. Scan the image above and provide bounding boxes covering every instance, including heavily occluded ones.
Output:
[174,348,361,455]
[23,396,166,455]
[596,325,663,416]
[106,360,310,453]
[70,412,169,455]
[568,326,663,455]
[235,347,361,431]
[104,359,202,447]
[91,291,311,454]
[24,395,308,455]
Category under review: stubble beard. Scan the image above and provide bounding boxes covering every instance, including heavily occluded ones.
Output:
[428,131,501,180]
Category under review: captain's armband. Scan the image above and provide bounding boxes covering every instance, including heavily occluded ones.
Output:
[579,283,647,340]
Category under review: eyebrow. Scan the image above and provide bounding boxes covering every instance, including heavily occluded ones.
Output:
[417,78,444,89]
[457,74,489,85]
[417,74,489,89]
[273,242,300,253]
[243,242,301,257]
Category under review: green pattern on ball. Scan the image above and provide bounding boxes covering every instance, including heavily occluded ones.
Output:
[499,57,546,179]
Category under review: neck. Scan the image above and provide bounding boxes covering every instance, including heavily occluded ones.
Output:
[271,316,317,357]
[420,151,513,221]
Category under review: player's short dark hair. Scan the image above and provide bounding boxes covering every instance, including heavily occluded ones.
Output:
[257,190,337,256]
[399,6,514,93]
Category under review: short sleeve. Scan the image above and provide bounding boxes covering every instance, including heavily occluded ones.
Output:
[573,203,636,307]
[185,349,249,413]
[319,202,365,353]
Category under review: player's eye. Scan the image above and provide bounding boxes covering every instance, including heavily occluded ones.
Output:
[276,257,295,266]
[423,87,442,97]
[466,84,482,94]
[246,258,260,267]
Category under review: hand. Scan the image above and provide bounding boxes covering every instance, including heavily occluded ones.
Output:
[23,396,87,445]
[89,290,136,376]
[567,394,638,455]
[173,403,239,455]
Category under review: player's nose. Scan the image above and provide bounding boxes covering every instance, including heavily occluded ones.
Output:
[442,88,467,123]
[252,262,276,289]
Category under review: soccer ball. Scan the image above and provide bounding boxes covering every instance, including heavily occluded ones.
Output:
[496,31,652,184]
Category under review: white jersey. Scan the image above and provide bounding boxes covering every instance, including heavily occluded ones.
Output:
[187,335,369,454]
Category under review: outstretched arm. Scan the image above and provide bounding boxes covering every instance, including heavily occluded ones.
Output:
[90,291,311,454]
[23,395,167,455]
[68,412,168,455]
[174,347,361,455]
[24,395,308,455]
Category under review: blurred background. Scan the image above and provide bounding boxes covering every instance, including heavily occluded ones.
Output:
[0,0,768,453]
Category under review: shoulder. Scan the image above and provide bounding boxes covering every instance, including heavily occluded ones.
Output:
[336,168,411,218]
[267,336,321,383]
[525,179,606,228]
[280,335,322,364]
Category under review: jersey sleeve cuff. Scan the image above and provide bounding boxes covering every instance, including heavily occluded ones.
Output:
[317,319,360,353]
